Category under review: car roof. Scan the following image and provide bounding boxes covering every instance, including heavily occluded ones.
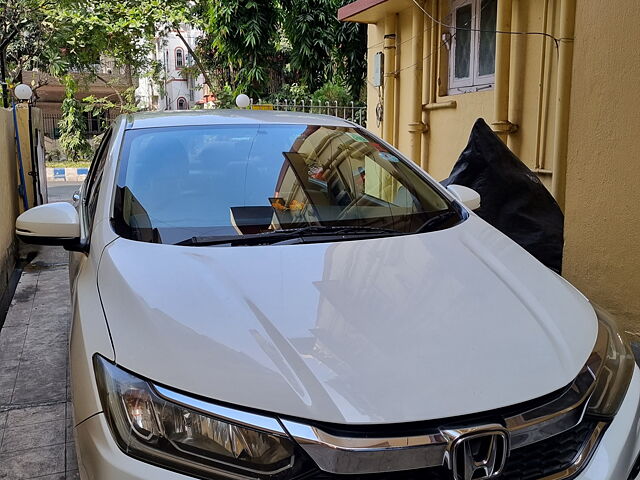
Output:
[123,109,356,130]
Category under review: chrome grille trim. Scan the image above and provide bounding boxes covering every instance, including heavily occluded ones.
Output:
[281,420,448,474]
[506,324,607,449]
[280,326,609,474]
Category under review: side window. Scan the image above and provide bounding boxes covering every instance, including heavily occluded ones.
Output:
[449,0,497,93]
[84,130,112,230]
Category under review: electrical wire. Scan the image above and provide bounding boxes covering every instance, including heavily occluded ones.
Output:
[365,0,570,88]
[366,0,571,116]
[366,0,570,52]
[366,22,435,51]
[366,0,499,79]
[411,0,571,49]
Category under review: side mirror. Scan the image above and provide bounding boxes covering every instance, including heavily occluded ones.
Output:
[16,202,83,251]
[447,184,481,211]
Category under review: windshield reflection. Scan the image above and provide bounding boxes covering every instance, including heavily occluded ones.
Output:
[113,124,456,245]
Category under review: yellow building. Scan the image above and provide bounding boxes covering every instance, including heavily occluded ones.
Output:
[339,0,640,334]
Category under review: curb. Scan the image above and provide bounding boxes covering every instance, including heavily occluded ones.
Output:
[46,167,88,182]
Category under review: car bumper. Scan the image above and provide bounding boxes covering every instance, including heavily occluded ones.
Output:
[573,365,640,480]
[74,367,640,480]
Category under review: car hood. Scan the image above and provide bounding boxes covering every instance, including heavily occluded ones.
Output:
[98,215,597,425]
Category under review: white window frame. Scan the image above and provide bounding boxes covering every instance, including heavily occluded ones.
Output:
[175,47,184,69]
[449,0,496,94]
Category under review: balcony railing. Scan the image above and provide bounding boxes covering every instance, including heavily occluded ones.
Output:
[253,99,367,127]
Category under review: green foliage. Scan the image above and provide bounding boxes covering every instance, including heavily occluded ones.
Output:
[197,0,366,100]
[333,12,368,98]
[2,0,181,104]
[1,0,64,103]
[205,0,280,97]
[265,83,310,103]
[1,0,368,107]
[312,81,353,105]
[280,0,335,91]
[58,75,92,162]
[212,85,237,109]
[278,0,367,98]
[82,85,138,136]
[52,0,173,74]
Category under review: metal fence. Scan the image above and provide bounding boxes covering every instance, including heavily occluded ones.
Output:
[42,111,117,139]
[42,101,367,138]
[253,99,367,127]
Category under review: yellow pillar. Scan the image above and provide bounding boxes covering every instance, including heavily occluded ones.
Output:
[492,0,516,140]
[408,3,425,164]
[420,3,433,171]
[383,14,397,145]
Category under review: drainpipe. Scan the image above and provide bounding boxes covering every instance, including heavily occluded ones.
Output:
[551,0,577,211]
[534,0,551,171]
[408,4,425,164]
[492,0,517,140]
[383,14,397,145]
[428,1,439,106]
[420,7,432,171]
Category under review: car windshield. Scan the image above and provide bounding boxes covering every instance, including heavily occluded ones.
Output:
[112,124,461,245]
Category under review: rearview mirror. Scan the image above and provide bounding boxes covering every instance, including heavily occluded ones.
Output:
[447,184,481,211]
[16,202,83,251]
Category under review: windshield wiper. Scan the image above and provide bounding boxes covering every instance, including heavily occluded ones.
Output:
[415,210,459,233]
[175,225,404,247]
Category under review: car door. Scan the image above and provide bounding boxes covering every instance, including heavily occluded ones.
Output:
[69,129,112,289]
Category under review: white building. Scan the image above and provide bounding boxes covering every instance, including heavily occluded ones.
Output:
[137,25,206,111]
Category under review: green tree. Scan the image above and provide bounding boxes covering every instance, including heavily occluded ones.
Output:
[312,81,352,105]
[58,75,91,162]
[2,0,368,107]
[1,0,64,104]
[2,0,168,105]
[203,0,281,97]
[333,9,367,98]
[280,0,336,92]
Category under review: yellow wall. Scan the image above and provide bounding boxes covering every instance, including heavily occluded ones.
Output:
[0,105,41,295]
[359,0,640,328]
[563,0,640,334]
[364,0,563,190]
[0,108,20,294]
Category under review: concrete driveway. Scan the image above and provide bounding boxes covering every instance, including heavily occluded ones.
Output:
[0,182,82,479]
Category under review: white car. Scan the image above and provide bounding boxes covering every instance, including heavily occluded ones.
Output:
[16,111,640,480]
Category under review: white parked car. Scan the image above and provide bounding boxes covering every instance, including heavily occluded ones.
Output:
[16,111,640,480]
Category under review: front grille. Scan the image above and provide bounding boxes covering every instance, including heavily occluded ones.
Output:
[296,466,450,480]
[501,419,598,480]
[296,420,599,480]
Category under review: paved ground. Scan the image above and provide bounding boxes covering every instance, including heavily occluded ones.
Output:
[0,183,82,479]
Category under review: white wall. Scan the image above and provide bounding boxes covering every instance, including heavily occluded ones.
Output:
[137,25,205,111]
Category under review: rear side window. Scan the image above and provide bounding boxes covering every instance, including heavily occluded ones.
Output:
[85,130,112,230]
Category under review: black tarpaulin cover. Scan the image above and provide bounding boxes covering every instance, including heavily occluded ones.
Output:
[442,118,564,273]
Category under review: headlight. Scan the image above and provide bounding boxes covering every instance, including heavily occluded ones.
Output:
[94,355,297,479]
[587,305,636,417]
